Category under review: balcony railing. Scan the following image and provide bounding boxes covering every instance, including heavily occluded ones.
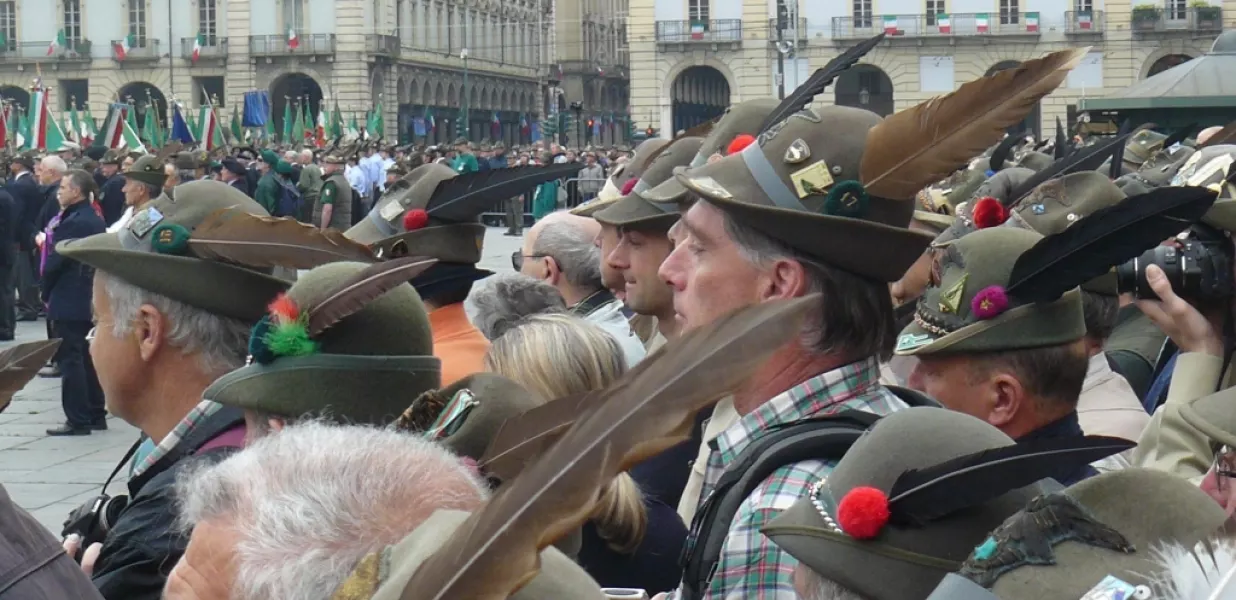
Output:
[1131,6,1223,33]
[1065,11,1104,34]
[249,34,336,56]
[112,39,160,61]
[0,39,91,62]
[367,34,399,57]
[833,13,1042,39]
[768,17,809,44]
[180,36,228,60]
[655,19,742,44]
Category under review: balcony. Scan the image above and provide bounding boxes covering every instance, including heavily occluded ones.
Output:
[112,39,160,62]
[0,39,92,64]
[1131,6,1223,34]
[249,34,336,57]
[367,34,399,58]
[180,36,228,61]
[768,18,810,45]
[832,13,1042,40]
[655,19,742,49]
[1065,11,1104,35]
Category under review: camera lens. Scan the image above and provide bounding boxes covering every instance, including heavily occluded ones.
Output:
[1116,246,1180,300]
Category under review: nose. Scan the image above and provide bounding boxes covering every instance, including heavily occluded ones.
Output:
[907,362,926,392]
[659,244,685,291]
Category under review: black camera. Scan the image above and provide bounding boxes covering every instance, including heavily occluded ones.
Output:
[61,493,128,561]
[1116,224,1235,301]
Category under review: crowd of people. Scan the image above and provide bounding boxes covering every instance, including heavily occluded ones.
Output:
[3,33,1236,600]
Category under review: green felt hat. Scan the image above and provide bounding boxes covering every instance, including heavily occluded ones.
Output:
[1176,145,1236,232]
[640,99,780,206]
[673,106,934,282]
[275,159,294,176]
[592,136,705,229]
[123,155,167,187]
[972,167,1036,206]
[203,260,440,425]
[575,138,672,218]
[1017,151,1053,172]
[1013,172,1126,295]
[895,227,1085,356]
[1179,385,1236,449]
[393,372,544,463]
[958,469,1227,600]
[330,510,604,600]
[764,407,1054,600]
[173,152,199,171]
[99,149,123,165]
[56,180,289,322]
[1123,129,1168,167]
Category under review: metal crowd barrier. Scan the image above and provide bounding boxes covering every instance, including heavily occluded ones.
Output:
[480,175,608,229]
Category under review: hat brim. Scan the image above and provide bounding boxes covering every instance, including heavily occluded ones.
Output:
[204,353,441,425]
[894,289,1085,356]
[679,168,932,282]
[913,210,955,229]
[640,174,689,205]
[570,196,620,218]
[1203,198,1236,232]
[57,232,290,323]
[370,223,488,264]
[1180,387,1236,449]
[592,192,679,228]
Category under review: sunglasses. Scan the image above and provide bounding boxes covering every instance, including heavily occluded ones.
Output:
[510,251,549,271]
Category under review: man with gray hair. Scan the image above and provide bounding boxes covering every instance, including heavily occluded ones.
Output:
[54,182,288,600]
[163,422,488,600]
[296,148,323,224]
[518,210,645,365]
[467,272,566,340]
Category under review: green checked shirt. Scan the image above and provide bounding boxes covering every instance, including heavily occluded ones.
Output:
[668,357,906,599]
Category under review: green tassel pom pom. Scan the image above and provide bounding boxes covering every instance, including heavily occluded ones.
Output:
[264,320,319,359]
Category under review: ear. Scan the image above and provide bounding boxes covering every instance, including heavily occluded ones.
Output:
[134,304,166,363]
[987,372,1026,429]
[268,418,287,433]
[759,257,812,302]
[543,255,562,285]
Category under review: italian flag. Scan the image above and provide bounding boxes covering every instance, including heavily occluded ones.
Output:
[113,34,134,60]
[1076,11,1092,29]
[191,32,205,63]
[689,21,705,40]
[883,16,898,34]
[287,27,299,50]
[937,13,951,33]
[1026,12,1040,32]
[976,13,990,33]
[197,104,222,151]
[25,85,68,150]
[0,105,8,147]
[47,29,65,56]
[119,119,144,151]
[315,108,326,147]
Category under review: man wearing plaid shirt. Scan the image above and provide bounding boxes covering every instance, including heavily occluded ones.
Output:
[652,105,937,598]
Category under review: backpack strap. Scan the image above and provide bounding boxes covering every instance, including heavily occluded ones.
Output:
[678,410,881,600]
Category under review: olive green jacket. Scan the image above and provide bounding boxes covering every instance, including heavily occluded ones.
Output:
[254,172,280,215]
[1134,352,1232,483]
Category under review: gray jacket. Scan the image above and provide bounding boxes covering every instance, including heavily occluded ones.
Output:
[0,484,104,599]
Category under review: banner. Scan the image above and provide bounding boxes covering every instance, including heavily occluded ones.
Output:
[242,90,270,127]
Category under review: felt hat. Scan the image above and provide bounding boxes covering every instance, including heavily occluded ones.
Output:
[672,106,934,282]
[85,146,109,162]
[1013,172,1127,295]
[221,157,246,176]
[274,159,294,176]
[393,372,545,464]
[592,136,705,229]
[1017,151,1053,172]
[122,155,168,187]
[203,260,440,425]
[260,149,279,165]
[574,137,671,217]
[55,180,290,322]
[1123,128,1168,168]
[173,152,200,171]
[329,510,604,600]
[452,136,469,146]
[639,98,780,206]
[938,469,1228,600]
[387,163,408,178]
[763,407,1063,600]
[1176,145,1236,231]
[237,146,257,161]
[973,167,1036,206]
[9,152,33,170]
[322,152,348,165]
[1178,384,1236,449]
[895,227,1085,356]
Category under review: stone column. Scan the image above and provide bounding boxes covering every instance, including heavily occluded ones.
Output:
[224,0,256,104]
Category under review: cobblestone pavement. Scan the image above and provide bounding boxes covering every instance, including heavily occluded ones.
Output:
[0,227,524,534]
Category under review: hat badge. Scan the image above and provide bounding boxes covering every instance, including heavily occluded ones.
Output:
[784,139,811,165]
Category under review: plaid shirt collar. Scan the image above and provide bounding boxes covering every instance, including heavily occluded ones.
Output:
[132,400,223,478]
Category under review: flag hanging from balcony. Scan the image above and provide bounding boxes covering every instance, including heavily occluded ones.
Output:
[937,13,951,33]
[192,32,205,63]
[1026,12,1040,32]
[287,28,299,50]
[689,20,706,40]
[113,34,135,61]
[976,13,989,33]
[882,16,898,34]
[1076,11,1092,29]
[491,112,500,139]
[242,90,270,127]
[47,29,64,56]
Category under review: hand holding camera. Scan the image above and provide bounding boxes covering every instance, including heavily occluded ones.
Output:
[1134,264,1225,357]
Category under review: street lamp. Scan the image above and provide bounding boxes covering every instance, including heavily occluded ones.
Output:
[461,48,470,139]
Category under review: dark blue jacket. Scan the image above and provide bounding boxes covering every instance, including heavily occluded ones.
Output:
[41,201,105,322]
[0,189,15,267]
[8,172,42,248]
[488,155,507,170]
[99,174,127,227]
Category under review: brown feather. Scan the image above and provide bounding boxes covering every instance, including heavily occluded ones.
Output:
[0,340,62,415]
[680,117,718,140]
[400,296,815,600]
[393,389,450,433]
[860,47,1088,200]
[304,256,437,336]
[188,208,377,269]
[1201,120,1236,148]
[156,141,183,162]
[480,392,597,481]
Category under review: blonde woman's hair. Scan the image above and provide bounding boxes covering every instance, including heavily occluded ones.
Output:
[484,313,648,554]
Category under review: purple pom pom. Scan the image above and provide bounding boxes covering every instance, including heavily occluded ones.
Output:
[971,286,1010,320]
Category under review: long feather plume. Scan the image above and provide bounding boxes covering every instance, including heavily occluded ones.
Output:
[188,208,377,269]
[886,436,1134,526]
[859,48,1086,199]
[1054,118,1067,159]
[758,33,885,134]
[157,141,184,162]
[480,393,596,481]
[424,164,580,224]
[1005,130,1135,207]
[0,340,62,415]
[400,297,815,600]
[1164,123,1199,150]
[1201,121,1236,149]
[1006,186,1218,303]
[990,133,1022,173]
[303,256,437,336]
[1108,119,1136,180]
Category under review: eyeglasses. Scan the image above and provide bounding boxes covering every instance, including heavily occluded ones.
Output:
[510,251,549,271]
[85,321,111,343]
[1213,445,1236,492]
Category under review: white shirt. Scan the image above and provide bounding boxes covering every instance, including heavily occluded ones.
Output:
[345,165,368,196]
[107,205,134,234]
[582,298,647,368]
[1079,352,1147,473]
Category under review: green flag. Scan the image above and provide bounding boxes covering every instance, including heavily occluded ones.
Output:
[330,102,343,138]
[348,113,359,137]
[69,104,82,143]
[17,110,29,149]
[186,108,199,141]
[83,105,98,141]
[142,105,161,149]
[230,106,242,143]
[281,101,294,143]
[366,101,384,139]
[291,103,304,144]
[124,104,139,139]
[301,100,312,143]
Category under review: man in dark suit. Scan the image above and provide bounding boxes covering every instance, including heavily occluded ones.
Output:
[238,147,261,199]
[0,186,16,341]
[96,151,127,227]
[220,157,250,195]
[8,153,43,321]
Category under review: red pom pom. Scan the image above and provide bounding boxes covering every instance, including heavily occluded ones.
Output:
[971,197,1008,229]
[727,134,757,155]
[403,209,429,232]
[621,178,639,196]
[836,486,890,540]
[268,293,301,325]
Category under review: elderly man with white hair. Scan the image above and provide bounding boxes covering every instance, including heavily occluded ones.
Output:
[163,422,489,600]
[296,148,323,223]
